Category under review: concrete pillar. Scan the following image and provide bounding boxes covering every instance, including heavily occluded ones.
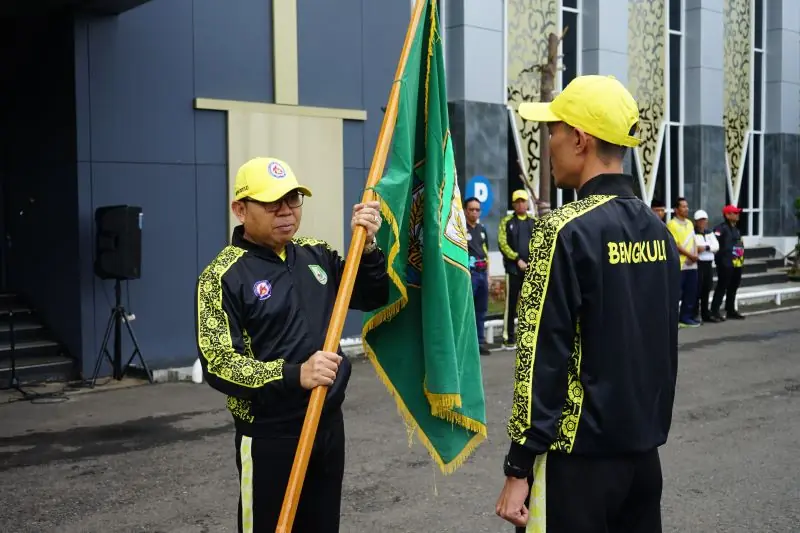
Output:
[582,0,629,84]
[446,0,508,247]
[763,0,800,236]
[683,0,728,223]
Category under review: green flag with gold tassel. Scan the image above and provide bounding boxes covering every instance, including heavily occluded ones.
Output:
[361,0,487,473]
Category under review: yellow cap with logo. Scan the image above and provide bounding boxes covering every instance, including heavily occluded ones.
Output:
[511,189,529,202]
[518,75,640,148]
[233,157,313,202]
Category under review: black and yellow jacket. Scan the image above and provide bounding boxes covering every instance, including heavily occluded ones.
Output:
[195,226,389,437]
[713,221,745,268]
[498,213,535,276]
[506,174,681,472]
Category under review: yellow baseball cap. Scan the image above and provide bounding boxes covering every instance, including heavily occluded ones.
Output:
[233,157,313,202]
[511,189,529,202]
[518,75,640,148]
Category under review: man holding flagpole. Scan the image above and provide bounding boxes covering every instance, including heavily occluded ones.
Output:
[195,156,388,532]
[495,75,680,532]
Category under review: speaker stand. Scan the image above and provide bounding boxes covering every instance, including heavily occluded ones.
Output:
[89,279,153,388]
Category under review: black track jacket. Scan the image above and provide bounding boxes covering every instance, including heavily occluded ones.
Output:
[196,226,389,438]
[507,174,680,472]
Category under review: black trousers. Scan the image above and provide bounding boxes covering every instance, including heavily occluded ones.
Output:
[711,265,742,315]
[235,415,345,533]
[504,273,524,344]
[697,261,714,319]
[515,449,663,533]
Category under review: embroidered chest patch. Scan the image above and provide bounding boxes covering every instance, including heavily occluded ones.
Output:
[308,264,328,285]
[252,280,272,301]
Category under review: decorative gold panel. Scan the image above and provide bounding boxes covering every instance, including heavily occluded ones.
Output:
[226,111,345,252]
[627,0,666,202]
[507,0,558,189]
[723,0,752,199]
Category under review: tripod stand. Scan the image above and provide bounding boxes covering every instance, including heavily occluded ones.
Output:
[89,278,153,387]
[0,306,33,397]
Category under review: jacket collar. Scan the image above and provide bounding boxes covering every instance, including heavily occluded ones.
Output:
[577,173,636,200]
[231,225,295,264]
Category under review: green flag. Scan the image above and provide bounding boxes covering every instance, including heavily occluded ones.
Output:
[361,0,487,474]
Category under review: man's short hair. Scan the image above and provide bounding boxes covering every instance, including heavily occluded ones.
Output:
[651,198,665,209]
[595,124,638,162]
[464,197,480,208]
[674,197,687,209]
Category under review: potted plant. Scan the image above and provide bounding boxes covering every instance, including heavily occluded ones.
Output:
[788,197,800,281]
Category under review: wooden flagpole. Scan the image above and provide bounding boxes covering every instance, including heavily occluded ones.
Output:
[275,1,429,530]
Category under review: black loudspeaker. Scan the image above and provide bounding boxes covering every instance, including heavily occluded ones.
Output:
[94,205,142,280]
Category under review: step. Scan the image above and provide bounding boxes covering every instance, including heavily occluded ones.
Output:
[0,344,76,385]
[713,269,790,290]
[0,318,46,344]
[744,246,777,260]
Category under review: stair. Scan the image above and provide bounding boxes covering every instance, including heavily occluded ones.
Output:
[711,245,792,290]
[0,293,76,385]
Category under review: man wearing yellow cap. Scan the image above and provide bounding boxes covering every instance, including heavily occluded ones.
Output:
[495,76,680,533]
[195,157,389,532]
[498,188,536,348]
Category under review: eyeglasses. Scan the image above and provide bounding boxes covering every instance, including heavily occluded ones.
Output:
[244,191,304,212]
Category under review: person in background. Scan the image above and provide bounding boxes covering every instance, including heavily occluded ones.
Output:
[498,190,536,348]
[710,205,746,320]
[693,209,720,323]
[465,197,491,356]
[651,198,667,222]
[666,197,701,328]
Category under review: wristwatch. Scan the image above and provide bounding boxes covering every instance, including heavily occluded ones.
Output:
[503,454,531,479]
[363,236,378,254]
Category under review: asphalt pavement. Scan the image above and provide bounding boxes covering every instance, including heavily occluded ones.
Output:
[0,309,798,532]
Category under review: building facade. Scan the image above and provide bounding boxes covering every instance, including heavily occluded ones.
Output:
[444,0,798,267]
[1,0,797,379]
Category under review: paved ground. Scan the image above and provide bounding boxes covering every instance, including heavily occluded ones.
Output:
[1,309,799,533]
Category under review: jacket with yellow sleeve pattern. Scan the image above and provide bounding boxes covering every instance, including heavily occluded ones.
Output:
[506,173,681,474]
[195,225,389,438]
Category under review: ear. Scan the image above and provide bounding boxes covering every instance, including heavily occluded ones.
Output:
[231,201,247,223]
[573,127,590,155]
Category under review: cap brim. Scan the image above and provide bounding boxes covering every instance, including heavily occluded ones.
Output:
[247,184,313,203]
[518,102,560,122]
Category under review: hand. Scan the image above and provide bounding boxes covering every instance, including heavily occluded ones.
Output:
[351,201,382,240]
[300,351,342,390]
[517,259,528,271]
[495,477,530,527]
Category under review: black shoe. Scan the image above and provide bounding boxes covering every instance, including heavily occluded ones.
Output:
[727,311,746,320]
[710,312,725,322]
[703,315,722,323]
[479,346,491,356]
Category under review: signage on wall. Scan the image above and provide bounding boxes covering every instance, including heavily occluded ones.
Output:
[465,175,493,212]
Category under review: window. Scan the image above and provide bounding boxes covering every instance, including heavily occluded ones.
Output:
[555,0,583,207]
[661,0,684,221]
[740,0,766,236]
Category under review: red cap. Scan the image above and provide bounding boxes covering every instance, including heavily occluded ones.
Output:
[722,204,742,215]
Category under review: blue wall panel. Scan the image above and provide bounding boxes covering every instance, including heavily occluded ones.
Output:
[69,0,410,374]
[89,163,198,373]
[194,110,227,166]
[195,164,229,272]
[360,0,409,170]
[297,0,363,110]
[193,0,274,103]
[87,0,196,164]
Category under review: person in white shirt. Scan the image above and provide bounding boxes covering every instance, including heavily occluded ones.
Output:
[693,210,720,323]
